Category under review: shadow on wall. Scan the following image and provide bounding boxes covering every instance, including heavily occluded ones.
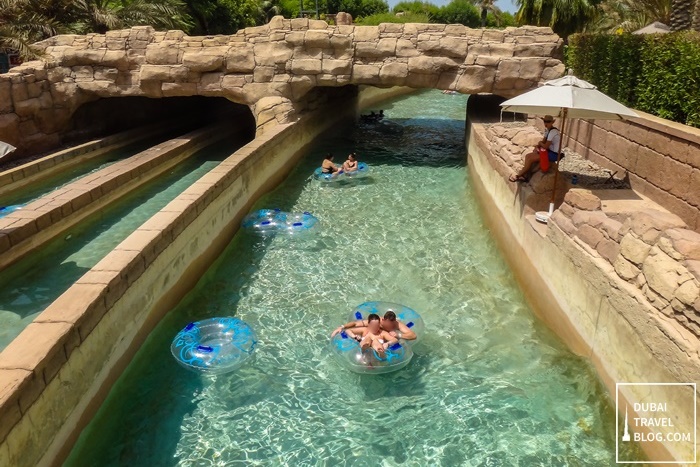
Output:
[2,96,257,164]
[65,96,256,149]
[466,94,526,125]
[465,94,527,153]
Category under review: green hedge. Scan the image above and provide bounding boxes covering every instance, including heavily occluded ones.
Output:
[567,32,700,128]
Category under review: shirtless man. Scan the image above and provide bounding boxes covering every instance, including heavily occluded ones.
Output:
[346,314,398,356]
[331,310,417,341]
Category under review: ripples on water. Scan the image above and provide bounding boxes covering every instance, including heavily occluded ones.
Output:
[66,90,643,466]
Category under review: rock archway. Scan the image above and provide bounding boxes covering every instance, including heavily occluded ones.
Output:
[0,17,564,153]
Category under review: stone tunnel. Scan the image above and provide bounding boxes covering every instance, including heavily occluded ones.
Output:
[0,17,565,154]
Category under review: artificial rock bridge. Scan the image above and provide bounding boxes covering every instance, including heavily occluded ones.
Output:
[0,17,564,153]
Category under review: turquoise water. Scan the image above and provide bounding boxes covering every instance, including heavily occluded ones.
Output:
[0,134,179,216]
[0,138,240,351]
[66,90,643,465]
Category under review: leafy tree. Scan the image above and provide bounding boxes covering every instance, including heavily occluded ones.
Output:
[568,32,700,127]
[486,10,515,27]
[339,0,388,18]
[392,1,439,17]
[356,11,430,23]
[185,0,280,34]
[432,0,480,26]
[326,0,340,13]
[278,0,301,17]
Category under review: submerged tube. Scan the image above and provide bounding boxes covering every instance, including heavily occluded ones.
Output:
[349,301,425,344]
[241,209,319,235]
[171,317,257,374]
[330,330,413,374]
[0,205,22,218]
[313,162,369,182]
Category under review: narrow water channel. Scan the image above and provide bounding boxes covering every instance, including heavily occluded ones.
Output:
[0,132,177,215]
[0,137,240,350]
[66,90,643,465]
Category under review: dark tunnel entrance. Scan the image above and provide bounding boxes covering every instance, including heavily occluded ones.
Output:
[65,96,256,144]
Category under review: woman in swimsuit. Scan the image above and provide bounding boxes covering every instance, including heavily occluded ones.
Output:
[322,153,342,175]
[342,153,358,173]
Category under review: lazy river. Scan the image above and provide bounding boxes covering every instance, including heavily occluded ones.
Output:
[65,90,643,465]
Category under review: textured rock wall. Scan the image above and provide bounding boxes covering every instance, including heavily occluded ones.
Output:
[552,191,700,339]
[0,19,564,155]
[563,114,700,231]
[468,122,700,462]
[475,122,568,211]
[479,121,700,350]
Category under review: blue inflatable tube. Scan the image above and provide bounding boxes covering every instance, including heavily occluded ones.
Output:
[330,330,413,374]
[241,209,318,235]
[171,317,257,374]
[313,162,369,182]
[0,205,22,218]
[349,301,425,345]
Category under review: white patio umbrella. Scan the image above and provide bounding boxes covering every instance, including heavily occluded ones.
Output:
[0,140,17,161]
[500,75,639,223]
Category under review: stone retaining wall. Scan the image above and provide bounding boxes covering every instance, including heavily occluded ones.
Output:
[561,112,700,231]
[552,191,700,342]
[0,86,362,467]
[472,121,568,213]
[0,20,565,154]
[0,123,231,271]
[468,121,700,462]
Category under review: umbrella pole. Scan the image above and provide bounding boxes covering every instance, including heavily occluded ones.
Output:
[548,108,568,216]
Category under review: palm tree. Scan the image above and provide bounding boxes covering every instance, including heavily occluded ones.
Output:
[670,0,694,30]
[516,0,600,38]
[591,0,670,33]
[692,0,700,30]
[477,0,500,27]
[1,0,191,60]
[0,0,64,59]
[71,0,191,34]
[474,0,502,28]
